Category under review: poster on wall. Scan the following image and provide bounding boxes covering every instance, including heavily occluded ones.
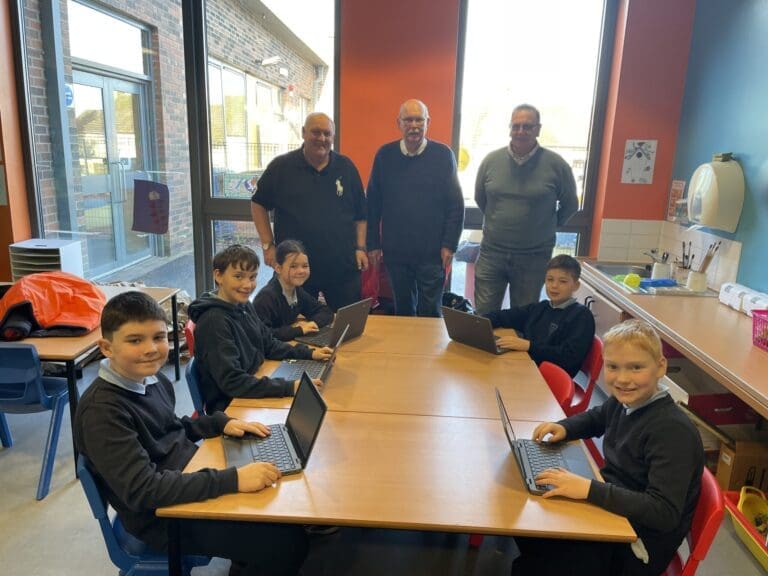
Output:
[621,139,657,184]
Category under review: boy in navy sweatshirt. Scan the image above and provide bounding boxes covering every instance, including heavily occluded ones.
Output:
[484,254,594,376]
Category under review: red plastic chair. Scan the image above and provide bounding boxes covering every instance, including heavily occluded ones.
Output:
[539,361,575,414]
[184,319,196,357]
[583,438,605,467]
[569,336,603,415]
[662,467,724,576]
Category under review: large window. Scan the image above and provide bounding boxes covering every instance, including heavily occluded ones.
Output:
[458,0,609,255]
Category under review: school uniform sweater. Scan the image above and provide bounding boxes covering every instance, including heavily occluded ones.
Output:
[366,140,464,265]
[188,292,314,413]
[485,299,595,377]
[561,395,704,569]
[252,276,333,341]
[74,372,236,548]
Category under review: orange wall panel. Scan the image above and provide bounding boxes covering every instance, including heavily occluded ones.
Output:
[0,0,32,280]
[590,0,696,255]
[338,0,461,184]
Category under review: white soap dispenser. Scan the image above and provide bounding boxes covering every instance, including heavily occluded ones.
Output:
[686,152,744,232]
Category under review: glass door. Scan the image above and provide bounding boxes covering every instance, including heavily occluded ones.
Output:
[73,71,152,276]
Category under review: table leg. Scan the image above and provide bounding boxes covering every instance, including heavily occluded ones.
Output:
[66,360,79,476]
[168,519,182,576]
[172,293,180,381]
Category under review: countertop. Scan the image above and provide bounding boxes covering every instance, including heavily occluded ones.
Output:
[580,260,768,420]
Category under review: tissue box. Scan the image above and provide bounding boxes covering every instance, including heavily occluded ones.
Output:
[719,283,755,312]
[743,293,768,318]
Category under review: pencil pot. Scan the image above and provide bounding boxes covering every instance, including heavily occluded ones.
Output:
[753,310,768,352]
[686,271,708,292]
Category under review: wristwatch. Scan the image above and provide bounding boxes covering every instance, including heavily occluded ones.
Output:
[261,241,274,251]
[355,246,367,252]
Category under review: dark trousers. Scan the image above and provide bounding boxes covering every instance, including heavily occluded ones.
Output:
[176,519,308,576]
[386,262,445,317]
[304,272,361,312]
[511,537,675,576]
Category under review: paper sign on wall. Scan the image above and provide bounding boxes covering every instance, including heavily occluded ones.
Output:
[621,139,657,184]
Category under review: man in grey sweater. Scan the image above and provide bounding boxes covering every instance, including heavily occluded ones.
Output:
[474,104,578,313]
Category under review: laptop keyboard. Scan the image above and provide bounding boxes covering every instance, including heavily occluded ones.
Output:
[276,359,326,380]
[297,330,331,347]
[520,439,566,489]
[249,426,296,472]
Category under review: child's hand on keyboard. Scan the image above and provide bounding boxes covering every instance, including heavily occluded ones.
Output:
[311,346,334,361]
[223,419,271,438]
[296,320,319,334]
[532,422,566,443]
[294,378,324,393]
[535,468,591,500]
[237,462,281,492]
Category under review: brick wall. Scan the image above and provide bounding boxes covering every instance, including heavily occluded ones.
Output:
[22,0,325,276]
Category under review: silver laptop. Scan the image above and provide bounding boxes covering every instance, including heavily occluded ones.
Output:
[270,324,349,383]
[495,388,595,495]
[295,298,373,347]
[442,306,511,355]
[222,373,327,474]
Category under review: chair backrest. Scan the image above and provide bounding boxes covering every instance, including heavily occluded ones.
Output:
[662,467,725,576]
[184,320,196,358]
[538,361,575,413]
[185,358,205,415]
[570,335,603,414]
[0,343,49,409]
[77,455,153,571]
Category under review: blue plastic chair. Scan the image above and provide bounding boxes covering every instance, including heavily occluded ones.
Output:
[0,343,69,500]
[184,358,205,416]
[77,456,209,576]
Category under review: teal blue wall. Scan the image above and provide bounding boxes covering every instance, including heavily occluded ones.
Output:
[672,0,768,291]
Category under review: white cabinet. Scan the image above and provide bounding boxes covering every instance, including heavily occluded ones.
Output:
[9,239,84,281]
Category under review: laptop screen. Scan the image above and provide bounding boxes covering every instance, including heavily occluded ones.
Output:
[495,388,518,446]
[286,373,327,464]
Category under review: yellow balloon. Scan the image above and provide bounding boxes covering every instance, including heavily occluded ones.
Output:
[458,147,470,171]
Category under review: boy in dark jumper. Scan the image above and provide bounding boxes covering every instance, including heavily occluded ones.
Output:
[189,245,332,414]
[512,320,704,575]
[74,291,307,575]
[253,239,334,341]
[484,254,594,377]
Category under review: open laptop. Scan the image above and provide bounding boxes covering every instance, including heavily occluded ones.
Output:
[222,373,327,474]
[295,297,373,347]
[495,388,595,495]
[441,306,511,355]
[270,324,349,383]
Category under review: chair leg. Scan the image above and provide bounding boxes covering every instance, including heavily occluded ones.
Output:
[36,396,68,500]
[0,413,12,448]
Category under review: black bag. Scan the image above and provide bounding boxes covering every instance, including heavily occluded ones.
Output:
[442,291,474,314]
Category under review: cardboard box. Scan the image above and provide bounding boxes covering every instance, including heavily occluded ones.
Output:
[716,441,768,492]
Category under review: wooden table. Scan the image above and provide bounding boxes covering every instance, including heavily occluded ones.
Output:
[233,352,566,422]
[22,285,180,470]
[158,408,634,575]
[159,316,633,574]
[340,315,529,360]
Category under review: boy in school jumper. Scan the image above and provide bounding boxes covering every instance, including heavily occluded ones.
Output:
[512,320,704,575]
[188,244,332,414]
[484,254,594,377]
[253,239,334,341]
[74,291,307,575]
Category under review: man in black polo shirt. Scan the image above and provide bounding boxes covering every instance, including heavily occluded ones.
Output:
[251,113,368,310]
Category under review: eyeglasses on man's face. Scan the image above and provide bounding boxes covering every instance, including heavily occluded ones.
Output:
[509,123,540,133]
[400,116,427,126]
